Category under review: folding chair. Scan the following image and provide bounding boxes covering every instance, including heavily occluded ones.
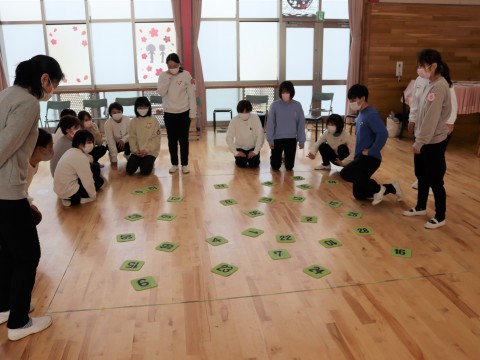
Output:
[245,95,269,128]
[45,100,71,131]
[305,92,334,141]
[115,97,138,118]
[83,98,108,133]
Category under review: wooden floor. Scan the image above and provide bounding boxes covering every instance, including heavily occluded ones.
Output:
[1,129,480,360]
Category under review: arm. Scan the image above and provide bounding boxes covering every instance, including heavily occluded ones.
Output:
[447,86,457,125]
[146,118,161,157]
[366,111,388,156]
[76,155,96,199]
[129,119,139,154]
[186,73,197,119]
[91,123,103,146]
[309,132,328,155]
[266,103,276,145]
[121,116,130,143]
[157,72,172,97]
[225,119,237,154]
[104,121,118,163]
[252,115,264,155]
[296,103,306,146]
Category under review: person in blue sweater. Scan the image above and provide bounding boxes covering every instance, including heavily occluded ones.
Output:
[266,81,306,171]
[340,84,402,205]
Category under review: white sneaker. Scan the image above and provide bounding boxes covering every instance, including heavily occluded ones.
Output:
[61,199,71,207]
[314,164,331,170]
[372,185,386,205]
[402,208,427,217]
[169,165,178,173]
[182,165,190,174]
[80,197,95,204]
[424,218,446,229]
[8,316,52,341]
[392,181,403,202]
[0,304,35,325]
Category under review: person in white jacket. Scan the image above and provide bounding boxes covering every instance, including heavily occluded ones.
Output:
[104,102,131,169]
[226,100,264,168]
[307,114,354,170]
[157,53,196,174]
[54,130,104,207]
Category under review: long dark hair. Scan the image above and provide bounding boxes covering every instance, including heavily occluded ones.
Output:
[13,55,64,99]
[417,49,452,87]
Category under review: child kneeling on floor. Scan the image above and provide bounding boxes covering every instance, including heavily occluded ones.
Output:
[307,114,354,169]
[54,130,104,206]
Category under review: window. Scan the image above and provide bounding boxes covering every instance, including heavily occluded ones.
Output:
[0,0,41,21]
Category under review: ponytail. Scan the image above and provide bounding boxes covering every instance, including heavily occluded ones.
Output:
[439,61,453,88]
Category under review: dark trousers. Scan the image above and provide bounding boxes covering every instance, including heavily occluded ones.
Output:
[90,145,107,163]
[235,148,260,168]
[126,154,156,175]
[340,155,382,199]
[0,198,40,329]
[319,143,349,165]
[69,165,104,205]
[270,138,297,170]
[164,111,191,166]
[414,138,448,220]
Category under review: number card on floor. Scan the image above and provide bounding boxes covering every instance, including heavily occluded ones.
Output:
[354,227,374,235]
[326,200,343,208]
[244,209,264,218]
[242,228,264,237]
[291,176,305,181]
[206,236,229,246]
[220,199,238,206]
[268,249,292,260]
[325,179,339,185]
[261,181,277,187]
[157,213,177,221]
[301,215,318,223]
[155,242,180,252]
[131,276,158,291]
[303,265,331,279]
[125,213,144,221]
[391,247,412,258]
[319,238,343,248]
[258,197,275,204]
[289,196,306,202]
[343,211,363,219]
[116,233,136,242]
[167,195,183,202]
[296,184,313,190]
[276,234,296,243]
[211,263,238,277]
[214,184,229,189]
[120,260,145,271]
[144,186,159,192]
[131,189,147,195]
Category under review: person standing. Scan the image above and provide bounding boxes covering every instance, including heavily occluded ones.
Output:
[340,84,402,205]
[266,81,306,171]
[226,100,264,168]
[157,53,196,174]
[403,49,452,229]
[0,55,64,341]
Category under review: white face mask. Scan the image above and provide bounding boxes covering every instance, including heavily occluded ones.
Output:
[327,125,337,134]
[137,109,149,117]
[83,143,94,154]
[239,113,250,121]
[169,67,180,75]
[281,93,290,102]
[40,78,53,101]
[349,100,362,112]
[112,113,123,121]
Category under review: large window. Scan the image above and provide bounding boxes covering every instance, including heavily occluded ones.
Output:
[0,0,175,87]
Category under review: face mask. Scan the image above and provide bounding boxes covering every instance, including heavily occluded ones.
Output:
[137,109,148,117]
[112,113,123,121]
[281,93,290,102]
[83,143,94,154]
[169,67,180,75]
[239,113,250,121]
[417,66,431,80]
[327,125,337,134]
[349,100,362,112]
[40,77,53,102]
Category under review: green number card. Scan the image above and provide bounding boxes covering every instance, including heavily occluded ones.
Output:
[155,242,180,252]
[289,196,306,202]
[391,247,412,258]
[211,263,238,277]
[220,199,238,206]
[325,179,339,185]
[261,181,277,187]
[124,213,144,221]
[291,176,305,181]
[276,234,296,243]
[354,227,374,235]
[242,228,264,237]
[120,260,145,271]
[296,184,313,190]
[319,238,343,248]
[116,233,136,242]
[157,213,177,221]
[258,197,275,204]
[303,265,331,279]
[244,209,264,218]
[131,276,158,291]
[167,195,183,202]
[326,200,343,208]
[268,249,292,260]
[343,211,363,219]
[301,215,318,223]
[206,236,229,246]
[131,189,146,195]
[144,186,159,192]
[214,183,229,189]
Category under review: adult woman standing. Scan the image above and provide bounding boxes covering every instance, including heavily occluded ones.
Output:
[157,53,196,174]
[0,55,64,340]
[403,49,452,229]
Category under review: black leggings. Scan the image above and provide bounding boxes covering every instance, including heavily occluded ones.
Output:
[164,111,191,166]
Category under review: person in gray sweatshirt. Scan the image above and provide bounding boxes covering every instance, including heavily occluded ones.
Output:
[0,55,64,341]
